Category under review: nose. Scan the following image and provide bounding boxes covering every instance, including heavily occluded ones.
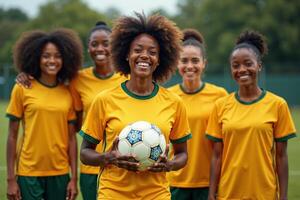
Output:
[96,44,105,52]
[238,64,247,72]
[49,56,56,63]
[186,61,193,70]
[140,50,149,60]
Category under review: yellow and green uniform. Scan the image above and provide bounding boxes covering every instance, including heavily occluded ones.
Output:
[80,81,191,200]
[206,90,296,200]
[168,83,227,188]
[69,66,127,174]
[6,80,76,176]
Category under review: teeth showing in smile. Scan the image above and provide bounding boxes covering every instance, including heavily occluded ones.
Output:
[96,55,106,60]
[239,75,250,80]
[137,62,150,67]
[48,65,56,70]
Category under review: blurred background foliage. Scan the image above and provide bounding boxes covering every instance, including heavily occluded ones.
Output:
[0,0,299,73]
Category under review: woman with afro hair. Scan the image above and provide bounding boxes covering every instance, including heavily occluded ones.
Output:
[6,28,82,200]
[206,30,296,200]
[80,12,191,200]
[14,21,128,200]
[168,29,227,200]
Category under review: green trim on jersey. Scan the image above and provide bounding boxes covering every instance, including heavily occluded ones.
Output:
[171,133,192,144]
[235,89,266,105]
[121,80,159,100]
[6,113,21,121]
[179,82,206,95]
[37,79,58,88]
[68,119,77,124]
[275,133,297,142]
[206,134,223,142]
[79,130,100,144]
[93,68,115,80]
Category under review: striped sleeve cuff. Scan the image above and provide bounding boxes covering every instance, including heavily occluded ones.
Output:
[206,134,223,142]
[79,130,100,144]
[6,113,21,121]
[275,133,296,142]
[68,119,77,125]
[170,133,192,144]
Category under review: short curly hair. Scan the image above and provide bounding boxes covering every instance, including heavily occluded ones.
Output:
[13,28,83,83]
[110,12,182,83]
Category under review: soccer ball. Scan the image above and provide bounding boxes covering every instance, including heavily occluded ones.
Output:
[118,121,167,171]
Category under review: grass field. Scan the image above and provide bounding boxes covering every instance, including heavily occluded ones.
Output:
[0,101,299,199]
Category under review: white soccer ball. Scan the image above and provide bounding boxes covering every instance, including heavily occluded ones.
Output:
[118,121,167,171]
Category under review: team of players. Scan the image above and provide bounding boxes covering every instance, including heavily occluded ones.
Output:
[6,13,296,200]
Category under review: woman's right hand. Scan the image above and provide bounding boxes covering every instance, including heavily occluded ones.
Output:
[106,137,140,172]
[7,178,21,200]
[16,72,33,88]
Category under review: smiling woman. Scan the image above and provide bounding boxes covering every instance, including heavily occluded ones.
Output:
[6,28,82,200]
[206,30,297,200]
[79,12,191,200]
[167,29,227,200]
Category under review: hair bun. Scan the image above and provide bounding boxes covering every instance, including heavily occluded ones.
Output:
[182,29,204,44]
[95,21,107,26]
[236,30,268,56]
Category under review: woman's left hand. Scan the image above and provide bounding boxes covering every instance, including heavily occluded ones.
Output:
[148,145,173,172]
[66,178,78,200]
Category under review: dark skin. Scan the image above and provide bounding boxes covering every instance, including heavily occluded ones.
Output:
[6,120,78,200]
[9,45,78,199]
[80,33,189,173]
[80,137,187,172]
[66,124,78,200]
[208,47,289,199]
[6,120,21,200]
[276,142,289,200]
[208,142,223,200]
[16,30,114,132]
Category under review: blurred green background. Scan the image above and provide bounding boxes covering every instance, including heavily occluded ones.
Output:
[0,0,299,199]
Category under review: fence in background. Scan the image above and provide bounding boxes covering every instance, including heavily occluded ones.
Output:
[1,64,300,106]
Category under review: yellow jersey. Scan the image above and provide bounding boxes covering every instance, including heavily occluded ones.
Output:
[168,83,227,188]
[6,80,76,176]
[69,66,127,174]
[80,81,191,200]
[206,90,296,200]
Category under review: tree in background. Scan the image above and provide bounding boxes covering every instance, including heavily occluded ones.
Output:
[173,0,300,73]
[0,8,28,64]
[0,0,110,65]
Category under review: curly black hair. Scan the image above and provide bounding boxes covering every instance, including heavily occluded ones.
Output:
[232,30,268,62]
[110,12,182,83]
[182,28,206,59]
[13,28,83,83]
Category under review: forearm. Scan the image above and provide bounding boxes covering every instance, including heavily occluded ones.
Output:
[208,142,223,200]
[6,121,19,181]
[7,136,17,180]
[276,150,289,200]
[68,135,78,180]
[170,151,188,171]
[75,111,83,132]
[209,155,221,199]
[80,149,112,167]
[80,139,116,167]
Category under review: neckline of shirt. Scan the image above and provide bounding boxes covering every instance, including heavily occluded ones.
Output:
[235,89,266,105]
[121,80,159,100]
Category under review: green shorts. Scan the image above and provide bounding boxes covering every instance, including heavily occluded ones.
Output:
[17,174,70,200]
[170,187,209,200]
[80,173,98,200]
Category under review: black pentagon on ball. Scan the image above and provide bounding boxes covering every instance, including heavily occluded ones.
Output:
[126,129,143,145]
[149,145,163,161]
